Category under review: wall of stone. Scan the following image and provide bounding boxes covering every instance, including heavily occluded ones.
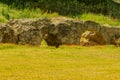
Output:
[0,17,120,47]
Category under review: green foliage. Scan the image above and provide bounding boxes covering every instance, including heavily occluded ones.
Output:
[73,13,120,26]
[0,0,120,19]
[78,0,108,14]
[108,0,120,19]
[0,3,59,23]
[0,3,120,26]
[0,0,106,15]
[0,0,83,18]
[37,0,82,15]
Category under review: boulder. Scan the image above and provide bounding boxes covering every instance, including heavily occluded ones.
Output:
[7,18,51,45]
[80,30,106,46]
[100,25,120,44]
[44,33,62,48]
[0,17,119,47]
[84,20,120,44]
[111,33,120,47]
[44,17,84,47]
[84,20,101,32]
[0,23,15,43]
[33,18,52,38]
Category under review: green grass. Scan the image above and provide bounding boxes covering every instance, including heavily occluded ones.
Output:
[0,3,59,23]
[0,42,120,80]
[73,13,120,26]
[0,3,120,26]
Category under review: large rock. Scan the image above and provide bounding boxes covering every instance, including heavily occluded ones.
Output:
[84,20,101,32]
[80,30,106,46]
[32,18,52,38]
[84,20,120,45]
[0,17,120,47]
[44,33,62,48]
[44,17,84,47]
[100,25,120,44]
[111,33,120,46]
[0,23,15,43]
[7,18,51,45]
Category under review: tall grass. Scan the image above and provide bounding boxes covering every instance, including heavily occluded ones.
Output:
[108,0,120,19]
[73,13,120,26]
[0,3,120,26]
[0,3,59,23]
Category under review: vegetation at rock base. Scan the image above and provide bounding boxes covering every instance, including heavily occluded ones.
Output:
[0,43,120,80]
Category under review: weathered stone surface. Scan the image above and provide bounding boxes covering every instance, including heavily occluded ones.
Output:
[44,33,62,48]
[84,20,101,32]
[0,23,15,43]
[100,25,120,44]
[80,30,106,46]
[40,18,120,47]
[44,17,84,47]
[111,33,120,46]
[7,18,51,45]
[32,18,52,38]
[0,17,120,47]
[84,20,120,45]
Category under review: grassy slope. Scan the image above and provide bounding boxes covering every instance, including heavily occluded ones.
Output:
[0,3,120,26]
[0,42,120,80]
[0,4,59,23]
[75,13,120,26]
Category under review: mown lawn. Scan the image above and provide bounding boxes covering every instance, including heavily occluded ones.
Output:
[0,42,120,80]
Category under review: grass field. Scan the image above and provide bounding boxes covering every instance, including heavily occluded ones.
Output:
[0,42,120,80]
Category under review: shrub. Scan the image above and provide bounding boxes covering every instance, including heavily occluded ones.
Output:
[0,0,120,19]
[108,0,120,19]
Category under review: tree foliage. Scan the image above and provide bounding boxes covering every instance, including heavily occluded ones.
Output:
[0,0,120,19]
[108,0,120,19]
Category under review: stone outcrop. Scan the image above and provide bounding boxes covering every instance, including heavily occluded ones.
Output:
[0,23,15,43]
[0,17,120,47]
[80,30,106,46]
[6,18,51,45]
[111,33,120,46]
[83,20,120,46]
[100,25,120,44]
[44,17,84,47]
[84,20,101,32]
